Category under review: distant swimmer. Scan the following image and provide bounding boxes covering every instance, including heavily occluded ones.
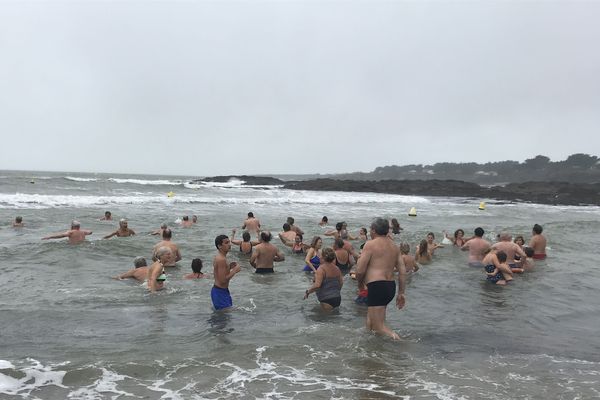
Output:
[152,228,182,267]
[184,258,209,279]
[286,217,304,236]
[180,216,193,228]
[358,227,368,250]
[147,247,171,292]
[444,229,467,247]
[355,218,406,340]
[324,222,343,239]
[100,211,112,221]
[42,220,92,244]
[304,236,323,272]
[303,247,343,311]
[113,256,148,281]
[212,234,242,310]
[242,212,261,236]
[529,224,547,259]
[12,216,24,228]
[415,239,432,265]
[250,231,285,273]
[461,227,491,267]
[103,219,135,239]
[390,218,403,235]
[192,215,198,224]
[400,243,419,273]
[231,229,259,255]
[278,223,297,245]
[150,223,168,236]
[319,216,329,227]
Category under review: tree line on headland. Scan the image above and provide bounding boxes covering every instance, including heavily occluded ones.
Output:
[198,154,600,206]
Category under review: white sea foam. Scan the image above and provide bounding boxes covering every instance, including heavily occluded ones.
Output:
[67,368,135,399]
[108,178,183,186]
[64,176,99,182]
[0,359,66,397]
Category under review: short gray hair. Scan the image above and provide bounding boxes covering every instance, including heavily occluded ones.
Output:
[133,256,147,268]
[155,246,172,259]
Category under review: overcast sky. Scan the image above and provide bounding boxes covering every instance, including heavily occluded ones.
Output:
[1,1,599,176]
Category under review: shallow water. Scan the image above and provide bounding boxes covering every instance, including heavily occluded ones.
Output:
[1,170,600,399]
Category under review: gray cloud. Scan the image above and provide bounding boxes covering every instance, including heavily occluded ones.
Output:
[1,1,599,176]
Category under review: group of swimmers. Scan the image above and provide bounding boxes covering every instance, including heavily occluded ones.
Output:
[12,210,548,340]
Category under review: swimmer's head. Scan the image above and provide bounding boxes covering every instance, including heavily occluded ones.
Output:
[133,256,147,268]
[496,250,507,263]
[418,239,428,255]
[191,258,203,273]
[71,220,81,229]
[160,223,168,229]
[282,223,291,232]
[427,232,435,241]
[155,246,172,261]
[334,238,344,249]
[242,231,251,242]
[162,228,172,239]
[322,247,336,263]
[455,229,464,238]
[295,234,303,243]
[524,247,534,258]
[192,215,197,222]
[119,219,128,227]
[371,218,389,236]
[514,235,525,245]
[105,211,111,217]
[15,216,23,223]
[182,216,189,221]
[247,212,254,218]
[533,224,543,234]
[260,231,272,243]
[215,234,229,249]
[310,236,322,248]
[286,217,294,225]
[474,227,484,237]
[400,243,410,254]
[360,227,367,235]
[321,216,328,223]
[335,222,343,231]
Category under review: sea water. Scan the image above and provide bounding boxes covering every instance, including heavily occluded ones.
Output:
[1,170,599,399]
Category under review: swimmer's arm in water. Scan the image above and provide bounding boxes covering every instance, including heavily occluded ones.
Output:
[323,229,336,237]
[113,269,135,280]
[304,268,325,299]
[354,244,372,288]
[278,233,292,247]
[249,248,258,268]
[174,249,182,262]
[396,251,406,309]
[83,230,92,236]
[42,231,69,240]
[103,231,118,239]
[274,248,285,262]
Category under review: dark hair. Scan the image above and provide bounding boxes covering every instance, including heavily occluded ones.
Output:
[287,217,294,224]
[15,216,22,223]
[524,247,534,257]
[360,227,367,234]
[191,258,203,273]
[334,238,344,249]
[282,223,291,232]
[391,218,401,234]
[248,212,254,218]
[474,227,484,237]
[105,211,111,216]
[321,216,328,223]
[215,234,229,249]
[514,235,525,245]
[162,228,172,239]
[260,231,272,242]
[183,216,189,221]
[497,250,507,263]
[533,224,543,234]
[322,247,336,263]
[296,234,303,241]
[310,236,322,248]
[454,229,464,238]
[427,232,435,239]
[371,218,389,236]
[335,222,343,231]
[242,231,251,242]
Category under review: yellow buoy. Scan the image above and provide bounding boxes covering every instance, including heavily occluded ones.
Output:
[167,191,175,198]
[408,207,417,217]
[478,202,486,211]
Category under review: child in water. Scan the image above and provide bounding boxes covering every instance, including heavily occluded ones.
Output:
[184,258,209,279]
[400,243,419,273]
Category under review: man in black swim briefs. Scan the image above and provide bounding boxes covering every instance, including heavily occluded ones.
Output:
[355,218,406,340]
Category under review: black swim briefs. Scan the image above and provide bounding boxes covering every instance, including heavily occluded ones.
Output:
[320,296,341,308]
[255,268,274,274]
[367,280,396,307]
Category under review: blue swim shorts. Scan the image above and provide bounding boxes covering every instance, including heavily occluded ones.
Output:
[211,285,232,310]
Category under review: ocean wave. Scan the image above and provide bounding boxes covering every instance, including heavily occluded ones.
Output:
[108,178,183,186]
[0,191,429,209]
[64,176,99,182]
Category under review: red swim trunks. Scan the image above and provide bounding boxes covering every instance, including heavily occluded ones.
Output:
[533,253,546,260]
